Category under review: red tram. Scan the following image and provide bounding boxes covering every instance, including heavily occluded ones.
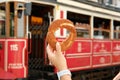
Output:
[0,0,120,80]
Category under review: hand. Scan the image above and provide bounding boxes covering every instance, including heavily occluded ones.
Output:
[46,42,68,71]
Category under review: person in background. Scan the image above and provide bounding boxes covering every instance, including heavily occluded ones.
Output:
[46,42,72,80]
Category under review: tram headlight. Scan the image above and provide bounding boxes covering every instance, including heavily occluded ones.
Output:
[17,5,23,18]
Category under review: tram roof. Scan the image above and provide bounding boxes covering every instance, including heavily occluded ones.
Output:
[0,0,26,3]
[0,0,55,2]
[0,0,120,13]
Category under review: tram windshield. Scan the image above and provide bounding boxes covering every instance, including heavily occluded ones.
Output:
[0,2,26,38]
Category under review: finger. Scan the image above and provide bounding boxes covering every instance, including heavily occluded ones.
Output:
[47,44,55,60]
[46,44,53,55]
[56,42,62,54]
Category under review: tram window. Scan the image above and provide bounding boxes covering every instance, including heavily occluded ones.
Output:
[94,17,110,39]
[114,32,120,39]
[67,11,91,38]
[10,2,26,38]
[0,3,5,37]
[114,26,120,39]
[0,2,15,38]
[10,13,14,37]
[113,21,120,39]
[75,23,90,38]
[9,2,14,37]
[94,30,109,39]
[17,3,25,38]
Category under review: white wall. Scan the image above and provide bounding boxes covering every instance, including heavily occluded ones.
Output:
[89,0,98,2]
[116,0,120,7]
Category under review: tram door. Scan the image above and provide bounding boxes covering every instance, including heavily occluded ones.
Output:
[28,3,54,72]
